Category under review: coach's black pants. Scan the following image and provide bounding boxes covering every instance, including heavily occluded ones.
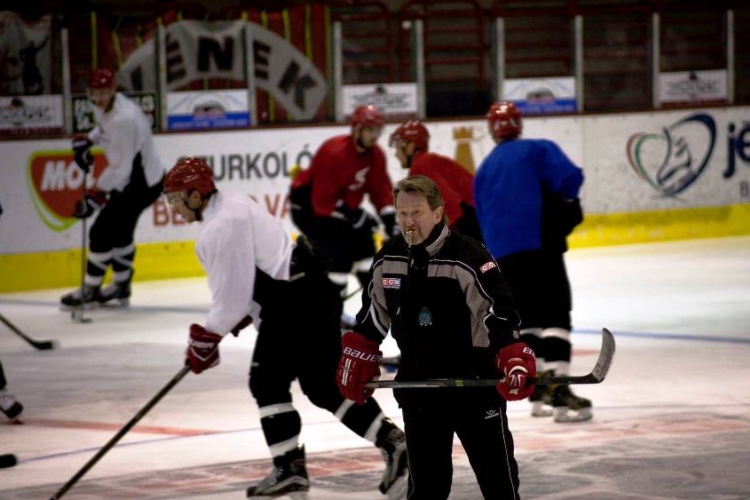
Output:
[402,397,520,500]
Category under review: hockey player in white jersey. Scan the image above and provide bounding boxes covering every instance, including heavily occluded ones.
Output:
[60,68,164,308]
[163,157,408,498]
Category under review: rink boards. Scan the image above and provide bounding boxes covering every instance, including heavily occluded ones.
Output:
[1,106,749,292]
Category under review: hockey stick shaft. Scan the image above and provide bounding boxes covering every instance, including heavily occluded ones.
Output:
[366,328,615,389]
[343,285,364,301]
[48,365,191,500]
[0,313,55,350]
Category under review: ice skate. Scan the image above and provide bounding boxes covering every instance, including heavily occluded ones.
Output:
[529,383,553,417]
[377,427,408,496]
[246,446,309,497]
[381,354,401,374]
[60,285,100,310]
[551,385,592,423]
[97,280,131,307]
[0,388,23,421]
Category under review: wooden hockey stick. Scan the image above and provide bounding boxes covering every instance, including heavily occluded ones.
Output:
[366,328,615,389]
[0,314,57,350]
[48,365,191,500]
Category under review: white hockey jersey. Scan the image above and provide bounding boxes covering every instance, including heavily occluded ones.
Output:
[196,190,294,336]
[89,93,164,192]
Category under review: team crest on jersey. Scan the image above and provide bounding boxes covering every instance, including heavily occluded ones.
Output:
[479,261,497,273]
[382,277,401,289]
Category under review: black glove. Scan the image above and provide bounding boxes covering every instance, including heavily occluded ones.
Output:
[72,135,94,172]
[380,212,400,238]
[73,189,107,219]
[334,201,377,231]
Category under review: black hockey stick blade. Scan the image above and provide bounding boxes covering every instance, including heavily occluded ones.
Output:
[0,453,18,469]
[0,314,57,350]
[366,327,616,389]
[48,365,191,500]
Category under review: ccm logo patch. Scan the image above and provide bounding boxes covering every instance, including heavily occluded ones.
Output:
[480,261,497,273]
[382,277,401,289]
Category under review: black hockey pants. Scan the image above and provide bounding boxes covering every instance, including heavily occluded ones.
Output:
[402,398,520,500]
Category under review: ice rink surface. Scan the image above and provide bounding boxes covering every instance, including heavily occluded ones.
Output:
[1,236,749,500]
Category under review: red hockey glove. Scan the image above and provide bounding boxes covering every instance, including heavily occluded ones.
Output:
[337,332,382,405]
[73,189,108,219]
[186,324,223,374]
[495,342,536,401]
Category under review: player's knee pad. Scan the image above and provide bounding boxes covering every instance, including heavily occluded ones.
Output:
[541,327,570,342]
[249,373,292,407]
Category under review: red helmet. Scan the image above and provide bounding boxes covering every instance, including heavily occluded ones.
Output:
[487,101,522,139]
[389,120,430,151]
[164,157,216,196]
[351,105,385,128]
[88,68,116,89]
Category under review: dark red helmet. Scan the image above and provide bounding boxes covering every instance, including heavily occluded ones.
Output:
[351,105,385,128]
[88,68,116,89]
[389,120,430,151]
[487,101,522,139]
[164,157,216,196]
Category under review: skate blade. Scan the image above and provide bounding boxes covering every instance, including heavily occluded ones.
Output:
[60,302,98,312]
[98,298,130,308]
[385,470,408,500]
[254,491,309,500]
[531,408,553,417]
[553,407,593,423]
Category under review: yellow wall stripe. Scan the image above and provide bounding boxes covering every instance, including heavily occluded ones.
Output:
[2,204,750,294]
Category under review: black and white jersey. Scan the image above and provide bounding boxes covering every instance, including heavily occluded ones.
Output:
[196,190,294,336]
[89,93,164,192]
[355,224,521,387]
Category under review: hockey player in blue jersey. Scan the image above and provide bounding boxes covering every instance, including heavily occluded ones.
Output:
[474,101,591,422]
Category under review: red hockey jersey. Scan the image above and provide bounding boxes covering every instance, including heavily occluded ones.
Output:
[292,134,393,217]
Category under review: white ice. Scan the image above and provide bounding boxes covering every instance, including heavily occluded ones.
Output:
[1,236,749,499]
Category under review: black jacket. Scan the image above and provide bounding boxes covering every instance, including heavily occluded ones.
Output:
[355,223,521,407]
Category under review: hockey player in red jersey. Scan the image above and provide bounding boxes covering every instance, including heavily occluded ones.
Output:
[163,157,408,498]
[290,105,398,306]
[389,120,483,243]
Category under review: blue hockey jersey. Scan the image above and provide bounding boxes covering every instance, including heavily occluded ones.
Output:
[474,138,584,259]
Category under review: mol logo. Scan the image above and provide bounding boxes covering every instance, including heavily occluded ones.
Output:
[27,150,108,231]
[626,113,716,196]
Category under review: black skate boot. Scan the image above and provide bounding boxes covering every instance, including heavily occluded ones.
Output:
[530,370,554,417]
[246,446,309,497]
[0,387,23,421]
[60,285,100,309]
[529,384,554,417]
[97,279,132,307]
[551,385,592,423]
[376,424,408,496]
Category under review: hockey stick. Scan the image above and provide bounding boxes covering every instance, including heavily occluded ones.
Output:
[0,453,18,469]
[48,365,191,500]
[0,314,57,350]
[343,285,364,301]
[366,327,615,389]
